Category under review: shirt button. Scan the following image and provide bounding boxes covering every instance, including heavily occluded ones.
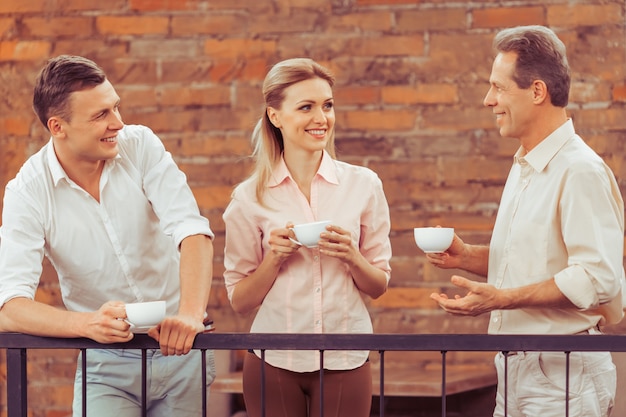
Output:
[315,320,321,325]
[493,317,499,323]
[313,256,319,261]
[316,288,321,293]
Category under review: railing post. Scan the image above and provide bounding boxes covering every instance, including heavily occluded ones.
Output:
[201,349,207,416]
[441,350,447,417]
[379,350,385,417]
[503,352,509,417]
[565,351,570,417]
[319,350,325,417]
[7,348,27,417]
[81,349,87,417]
[261,349,266,417]
[141,349,147,417]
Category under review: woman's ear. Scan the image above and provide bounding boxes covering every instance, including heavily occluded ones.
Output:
[267,107,281,128]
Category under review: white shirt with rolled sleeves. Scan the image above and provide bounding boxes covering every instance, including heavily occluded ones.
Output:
[488,119,625,334]
[0,124,213,317]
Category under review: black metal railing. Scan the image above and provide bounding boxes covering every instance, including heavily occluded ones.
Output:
[3,332,626,417]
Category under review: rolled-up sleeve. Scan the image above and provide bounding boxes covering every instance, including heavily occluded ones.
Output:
[133,126,213,246]
[554,165,624,310]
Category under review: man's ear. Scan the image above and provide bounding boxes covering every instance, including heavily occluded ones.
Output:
[267,107,281,128]
[532,80,549,105]
[47,117,64,138]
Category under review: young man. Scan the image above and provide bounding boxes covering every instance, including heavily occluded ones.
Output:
[429,26,624,417]
[0,55,216,416]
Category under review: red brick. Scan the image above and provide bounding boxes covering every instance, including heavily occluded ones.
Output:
[52,40,129,60]
[240,58,275,83]
[0,0,46,13]
[131,0,266,11]
[249,12,318,34]
[178,160,253,187]
[572,108,626,131]
[570,81,611,103]
[328,11,393,32]
[613,84,626,102]
[357,0,421,5]
[1,116,31,136]
[338,109,417,131]
[288,0,329,7]
[174,132,252,158]
[28,384,74,408]
[96,16,169,35]
[104,61,157,85]
[171,15,244,36]
[0,18,15,38]
[204,39,277,59]
[116,89,157,112]
[472,7,545,29]
[396,9,466,32]
[562,28,625,81]
[370,287,439,309]
[131,39,203,58]
[56,0,126,11]
[424,33,494,80]
[352,35,425,56]
[548,4,624,27]
[335,86,381,106]
[382,84,458,105]
[22,17,94,38]
[0,41,51,61]
[158,85,231,107]
[192,185,235,210]
[422,106,494,131]
[130,0,201,11]
[440,155,513,186]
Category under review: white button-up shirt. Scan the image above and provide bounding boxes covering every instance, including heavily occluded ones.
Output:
[488,119,625,334]
[223,151,392,372]
[0,124,213,316]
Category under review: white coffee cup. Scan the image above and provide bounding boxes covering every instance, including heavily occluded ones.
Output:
[125,300,166,327]
[414,227,454,253]
[290,220,331,248]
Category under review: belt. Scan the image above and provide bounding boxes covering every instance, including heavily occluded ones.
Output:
[501,326,602,356]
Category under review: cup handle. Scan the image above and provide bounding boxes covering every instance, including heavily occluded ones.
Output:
[287,226,302,246]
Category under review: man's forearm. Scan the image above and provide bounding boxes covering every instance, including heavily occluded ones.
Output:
[178,234,214,320]
[462,244,490,277]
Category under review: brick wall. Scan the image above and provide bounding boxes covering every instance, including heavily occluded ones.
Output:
[0,0,624,415]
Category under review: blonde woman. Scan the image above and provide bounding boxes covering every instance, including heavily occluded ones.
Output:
[223,58,392,417]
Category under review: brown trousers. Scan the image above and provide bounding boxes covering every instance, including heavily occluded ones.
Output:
[242,352,372,417]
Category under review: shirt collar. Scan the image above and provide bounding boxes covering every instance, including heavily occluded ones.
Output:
[514,119,575,172]
[268,150,339,187]
[47,138,68,186]
[46,137,122,186]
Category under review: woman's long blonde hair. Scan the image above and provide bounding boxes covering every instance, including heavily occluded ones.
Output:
[249,58,337,205]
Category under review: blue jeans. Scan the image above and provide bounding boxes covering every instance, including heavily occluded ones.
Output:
[72,348,216,417]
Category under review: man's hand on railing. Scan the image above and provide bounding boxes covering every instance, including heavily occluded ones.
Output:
[148,314,206,356]
[86,301,135,344]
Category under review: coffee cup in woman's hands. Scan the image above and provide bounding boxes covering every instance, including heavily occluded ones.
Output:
[289,220,331,248]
